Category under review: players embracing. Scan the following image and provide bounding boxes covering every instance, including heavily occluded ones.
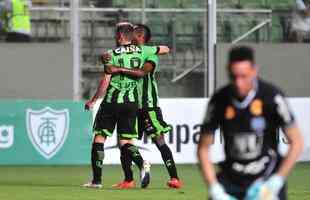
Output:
[105,24,182,189]
[84,22,182,189]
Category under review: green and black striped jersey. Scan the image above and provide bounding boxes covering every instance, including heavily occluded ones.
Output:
[104,44,159,104]
[139,52,160,108]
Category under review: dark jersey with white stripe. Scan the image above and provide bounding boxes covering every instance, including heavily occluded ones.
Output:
[202,79,295,186]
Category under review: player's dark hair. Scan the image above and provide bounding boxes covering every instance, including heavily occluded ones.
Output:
[228,45,255,66]
[116,24,134,42]
[134,24,152,43]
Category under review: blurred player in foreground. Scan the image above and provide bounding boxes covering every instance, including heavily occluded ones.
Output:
[103,24,182,189]
[83,23,164,189]
[198,46,304,200]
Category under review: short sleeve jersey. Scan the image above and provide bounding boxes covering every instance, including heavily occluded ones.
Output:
[201,79,295,185]
[104,44,158,104]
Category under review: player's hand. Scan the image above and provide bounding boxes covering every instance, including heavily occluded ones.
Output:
[105,65,121,74]
[101,52,111,64]
[244,179,264,200]
[158,45,170,54]
[245,175,284,200]
[85,100,96,110]
[209,183,238,200]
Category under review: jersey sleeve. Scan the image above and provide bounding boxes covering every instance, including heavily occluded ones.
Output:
[145,54,159,69]
[271,90,295,130]
[201,93,223,134]
[142,45,159,57]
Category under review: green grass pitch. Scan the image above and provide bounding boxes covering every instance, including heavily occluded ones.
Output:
[0,163,309,200]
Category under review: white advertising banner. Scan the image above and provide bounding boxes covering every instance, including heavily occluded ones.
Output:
[93,98,310,164]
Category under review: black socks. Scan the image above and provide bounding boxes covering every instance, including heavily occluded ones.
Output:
[91,143,104,184]
[155,142,178,179]
[120,148,134,181]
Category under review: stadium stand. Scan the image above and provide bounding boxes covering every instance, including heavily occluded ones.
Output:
[0,0,298,98]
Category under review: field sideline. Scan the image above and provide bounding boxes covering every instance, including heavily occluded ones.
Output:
[0,163,309,200]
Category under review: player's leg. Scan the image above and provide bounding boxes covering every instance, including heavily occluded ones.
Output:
[112,108,146,189]
[118,103,144,170]
[152,135,181,188]
[120,140,151,189]
[153,135,178,179]
[137,108,145,140]
[118,103,151,188]
[143,107,182,188]
[90,135,106,186]
[120,147,134,182]
[112,138,135,189]
[83,103,116,188]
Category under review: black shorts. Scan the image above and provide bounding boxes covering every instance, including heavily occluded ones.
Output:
[209,173,287,200]
[93,102,138,139]
[137,107,171,139]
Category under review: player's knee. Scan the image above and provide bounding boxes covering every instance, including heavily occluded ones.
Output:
[119,140,136,157]
[153,134,166,147]
[119,139,134,146]
[121,143,139,154]
[94,135,106,143]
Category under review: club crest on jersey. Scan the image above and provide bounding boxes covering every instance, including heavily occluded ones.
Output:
[26,107,69,159]
[250,99,263,116]
[251,117,266,134]
[225,106,236,120]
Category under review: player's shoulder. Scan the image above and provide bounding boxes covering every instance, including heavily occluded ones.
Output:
[141,45,160,54]
[210,84,234,102]
[258,79,285,98]
[141,45,156,49]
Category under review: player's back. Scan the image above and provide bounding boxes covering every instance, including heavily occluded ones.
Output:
[108,44,144,90]
[104,44,154,104]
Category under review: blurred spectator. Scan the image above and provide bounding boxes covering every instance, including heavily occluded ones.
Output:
[291,0,310,42]
[3,0,31,42]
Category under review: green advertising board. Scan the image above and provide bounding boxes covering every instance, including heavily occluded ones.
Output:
[0,100,93,165]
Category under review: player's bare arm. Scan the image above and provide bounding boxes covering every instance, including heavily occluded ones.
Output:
[276,125,304,178]
[119,61,154,77]
[245,124,304,200]
[104,63,122,74]
[85,72,111,110]
[157,45,170,54]
[106,61,154,78]
[101,52,112,64]
[197,133,217,185]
